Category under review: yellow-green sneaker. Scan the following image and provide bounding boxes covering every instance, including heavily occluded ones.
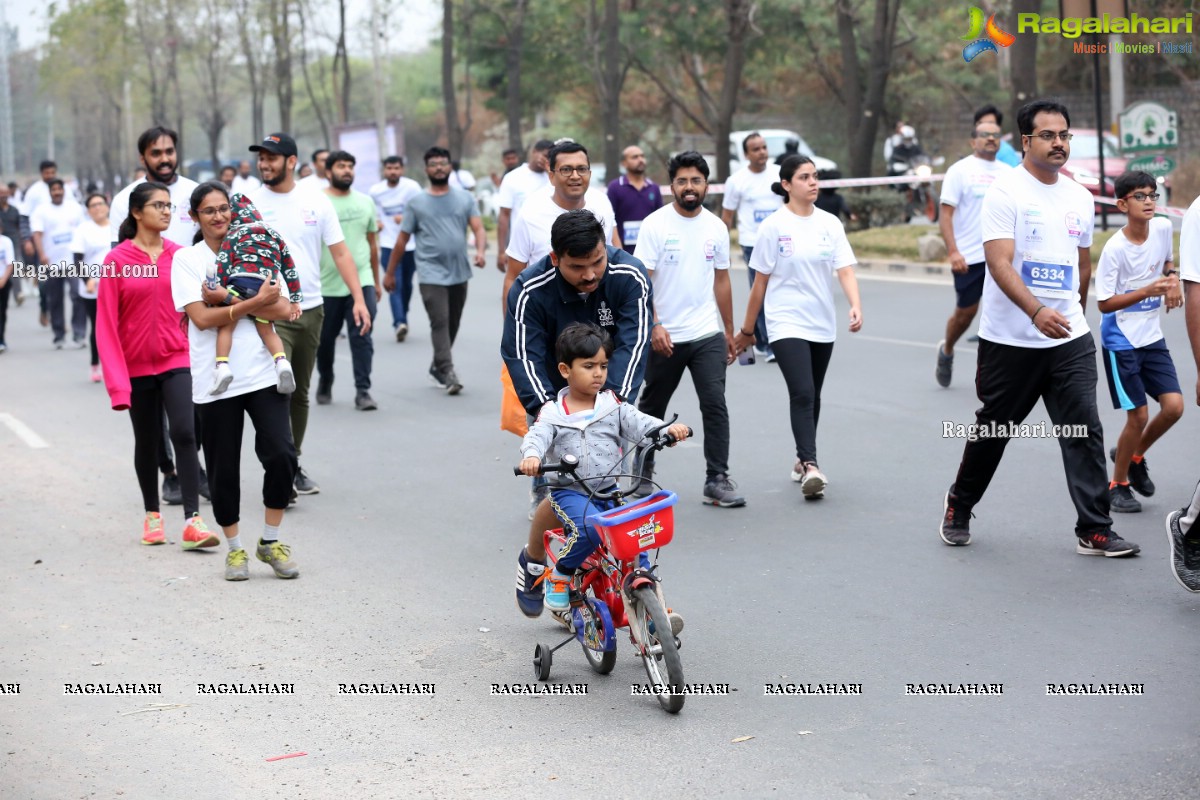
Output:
[256,540,299,579]
[225,548,249,581]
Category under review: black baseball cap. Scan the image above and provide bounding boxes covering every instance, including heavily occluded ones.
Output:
[249,133,298,158]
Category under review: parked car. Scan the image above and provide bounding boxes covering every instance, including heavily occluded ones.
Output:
[728,128,838,174]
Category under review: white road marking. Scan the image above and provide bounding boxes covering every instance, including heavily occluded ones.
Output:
[0,412,50,448]
[851,335,976,355]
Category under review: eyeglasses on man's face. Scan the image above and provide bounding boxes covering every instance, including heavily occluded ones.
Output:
[555,165,592,177]
[973,131,1002,140]
[672,177,707,188]
[1026,131,1073,143]
[425,160,451,168]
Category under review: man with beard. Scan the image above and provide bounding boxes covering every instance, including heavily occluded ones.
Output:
[495,139,553,272]
[503,141,618,304]
[630,151,743,506]
[383,147,486,395]
[249,133,372,497]
[369,155,422,341]
[110,127,198,248]
[607,144,661,256]
[316,151,380,411]
[938,99,1137,558]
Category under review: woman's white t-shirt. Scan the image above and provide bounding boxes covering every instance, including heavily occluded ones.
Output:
[749,205,856,344]
[171,242,277,404]
[70,218,113,300]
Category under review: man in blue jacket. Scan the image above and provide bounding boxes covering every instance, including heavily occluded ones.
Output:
[502,209,653,617]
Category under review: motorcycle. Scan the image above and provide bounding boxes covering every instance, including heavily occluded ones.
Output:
[889,154,945,223]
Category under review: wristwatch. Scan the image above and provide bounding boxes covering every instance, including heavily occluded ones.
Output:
[1165,268,1179,277]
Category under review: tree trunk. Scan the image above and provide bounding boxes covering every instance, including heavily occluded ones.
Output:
[272,0,294,133]
[601,0,621,181]
[838,0,901,178]
[1009,0,1042,149]
[504,0,527,153]
[713,0,752,183]
[442,0,464,156]
[334,0,351,124]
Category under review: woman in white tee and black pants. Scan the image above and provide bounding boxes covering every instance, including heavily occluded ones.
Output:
[171,181,301,581]
[734,155,862,499]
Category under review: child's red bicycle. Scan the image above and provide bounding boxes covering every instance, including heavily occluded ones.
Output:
[513,419,692,713]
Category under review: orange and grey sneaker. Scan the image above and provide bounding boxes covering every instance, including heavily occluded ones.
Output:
[181,515,220,550]
[142,511,166,545]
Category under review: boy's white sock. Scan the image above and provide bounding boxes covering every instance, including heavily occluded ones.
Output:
[262,523,280,544]
[227,534,243,552]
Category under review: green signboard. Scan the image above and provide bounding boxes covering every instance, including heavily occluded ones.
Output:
[1118,101,1178,154]
[1127,155,1176,177]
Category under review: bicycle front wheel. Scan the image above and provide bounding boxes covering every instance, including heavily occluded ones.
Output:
[630,586,685,713]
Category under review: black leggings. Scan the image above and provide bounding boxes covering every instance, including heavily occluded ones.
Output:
[129,369,200,518]
[198,386,297,528]
[772,338,835,464]
[82,298,98,366]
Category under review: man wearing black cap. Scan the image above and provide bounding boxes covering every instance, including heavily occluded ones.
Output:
[248,133,372,498]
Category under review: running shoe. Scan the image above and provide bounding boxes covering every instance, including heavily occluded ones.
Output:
[355,390,378,410]
[1166,508,1200,593]
[209,362,234,396]
[939,491,972,546]
[256,539,299,578]
[1109,483,1141,513]
[395,323,408,342]
[89,364,102,383]
[794,462,826,499]
[428,367,449,389]
[444,370,463,396]
[316,377,332,405]
[275,358,296,394]
[181,515,220,550]
[142,511,165,545]
[1109,447,1156,497]
[162,474,183,505]
[515,548,546,617]
[294,466,319,495]
[935,340,953,388]
[544,569,571,613]
[0,343,6,353]
[225,548,249,581]
[1076,529,1140,557]
[71,338,86,350]
[703,473,746,508]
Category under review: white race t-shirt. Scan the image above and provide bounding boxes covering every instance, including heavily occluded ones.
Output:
[1179,195,1200,283]
[635,204,729,343]
[497,164,551,222]
[172,242,277,404]
[30,201,83,264]
[978,167,1094,349]
[449,169,477,191]
[505,188,616,266]
[749,206,856,344]
[369,177,422,252]
[231,174,262,194]
[1096,217,1174,350]
[721,164,782,248]
[249,184,345,311]
[109,176,199,248]
[0,236,14,277]
[70,219,113,299]
[940,155,1012,265]
[298,174,329,191]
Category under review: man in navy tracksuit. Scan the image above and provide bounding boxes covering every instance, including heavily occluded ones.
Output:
[502,209,653,617]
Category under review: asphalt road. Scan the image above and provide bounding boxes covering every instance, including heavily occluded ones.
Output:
[2,259,1199,799]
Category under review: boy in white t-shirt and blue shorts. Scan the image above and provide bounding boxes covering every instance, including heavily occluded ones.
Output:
[1095,171,1183,514]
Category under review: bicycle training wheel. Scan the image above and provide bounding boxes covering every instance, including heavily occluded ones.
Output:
[630,586,685,713]
[578,596,617,675]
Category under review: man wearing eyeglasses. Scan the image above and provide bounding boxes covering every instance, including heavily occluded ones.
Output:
[109,126,199,248]
[502,141,619,304]
[935,117,1012,387]
[939,99,1139,558]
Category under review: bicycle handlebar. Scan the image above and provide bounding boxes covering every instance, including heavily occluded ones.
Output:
[510,415,693,478]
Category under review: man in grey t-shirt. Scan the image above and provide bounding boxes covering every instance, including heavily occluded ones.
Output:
[384,147,486,394]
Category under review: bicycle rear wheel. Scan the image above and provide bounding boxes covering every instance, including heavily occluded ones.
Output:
[630,586,685,713]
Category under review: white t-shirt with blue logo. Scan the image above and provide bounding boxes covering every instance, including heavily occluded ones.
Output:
[1096,217,1173,350]
[722,164,782,249]
[979,167,1094,349]
[634,204,729,344]
[940,154,1012,265]
[749,206,856,344]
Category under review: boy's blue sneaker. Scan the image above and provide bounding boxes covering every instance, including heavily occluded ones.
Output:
[544,569,572,613]
[515,549,546,617]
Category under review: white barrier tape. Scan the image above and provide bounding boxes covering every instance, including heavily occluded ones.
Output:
[1092,192,1186,219]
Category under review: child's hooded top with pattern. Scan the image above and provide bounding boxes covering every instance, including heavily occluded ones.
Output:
[215,193,303,304]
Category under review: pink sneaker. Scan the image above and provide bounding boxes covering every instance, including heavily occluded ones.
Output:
[142,512,165,545]
[90,364,102,383]
[181,515,220,550]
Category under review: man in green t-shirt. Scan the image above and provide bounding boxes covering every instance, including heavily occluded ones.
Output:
[316,150,381,410]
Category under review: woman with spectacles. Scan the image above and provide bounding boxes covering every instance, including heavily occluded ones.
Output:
[71,193,112,382]
[96,181,217,550]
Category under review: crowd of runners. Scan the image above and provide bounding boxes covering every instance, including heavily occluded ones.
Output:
[2,96,1199,600]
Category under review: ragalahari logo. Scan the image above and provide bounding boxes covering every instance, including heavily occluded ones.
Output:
[962,7,1016,62]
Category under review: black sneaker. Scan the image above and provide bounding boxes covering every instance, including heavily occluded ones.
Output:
[294,466,320,495]
[355,390,378,411]
[515,548,546,617]
[703,473,746,508]
[939,491,972,545]
[444,370,463,395]
[1166,508,1200,592]
[316,377,332,405]
[935,340,953,388]
[1076,528,1140,557]
[162,473,183,505]
[1109,447,1155,496]
[1108,483,1141,513]
[198,467,211,502]
[428,367,449,389]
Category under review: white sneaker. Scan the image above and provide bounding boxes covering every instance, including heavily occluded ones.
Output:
[800,464,827,499]
[275,358,296,394]
[209,362,234,396]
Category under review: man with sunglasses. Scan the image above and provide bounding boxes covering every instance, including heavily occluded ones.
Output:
[939,99,1139,558]
[935,118,1012,387]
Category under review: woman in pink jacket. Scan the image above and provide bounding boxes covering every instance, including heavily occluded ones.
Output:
[97,181,217,549]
